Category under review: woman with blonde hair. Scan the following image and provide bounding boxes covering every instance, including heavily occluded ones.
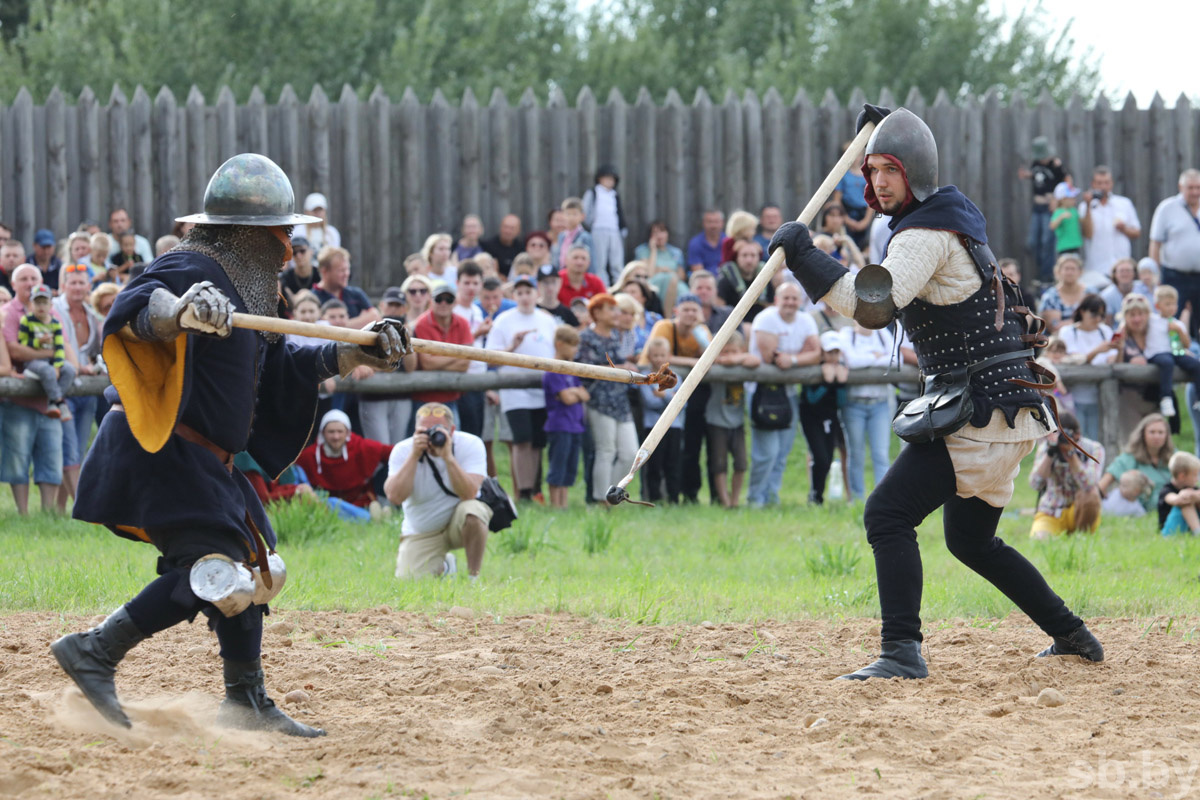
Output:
[1098,413,1175,512]
[720,209,759,264]
[89,282,121,317]
[1038,253,1087,334]
[421,232,456,286]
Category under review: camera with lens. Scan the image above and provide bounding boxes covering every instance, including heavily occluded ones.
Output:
[427,426,449,449]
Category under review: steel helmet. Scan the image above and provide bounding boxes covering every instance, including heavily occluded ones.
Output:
[863,108,939,204]
[176,153,320,226]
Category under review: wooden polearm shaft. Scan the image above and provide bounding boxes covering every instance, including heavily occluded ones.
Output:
[606,119,879,506]
[222,312,676,389]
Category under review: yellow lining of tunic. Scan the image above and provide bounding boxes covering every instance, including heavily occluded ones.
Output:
[102,332,187,453]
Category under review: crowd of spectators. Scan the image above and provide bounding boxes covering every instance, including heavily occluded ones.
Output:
[2,155,1200,574]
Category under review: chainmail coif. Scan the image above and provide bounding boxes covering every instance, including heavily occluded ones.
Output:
[174,224,291,341]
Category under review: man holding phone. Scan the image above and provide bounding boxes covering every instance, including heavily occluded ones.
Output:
[1028,412,1105,539]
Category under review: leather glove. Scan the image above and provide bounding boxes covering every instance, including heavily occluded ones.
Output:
[769,221,848,303]
[139,281,234,341]
[855,103,891,133]
[335,319,412,375]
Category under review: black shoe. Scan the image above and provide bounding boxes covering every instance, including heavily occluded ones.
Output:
[838,640,928,680]
[807,490,824,505]
[50,607,146,728]
[216,658,326,737]
[1037,623,1104,662]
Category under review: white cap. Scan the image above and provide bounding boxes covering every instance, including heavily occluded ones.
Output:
[303,192,328,212]
[1053,181,1079,200]
[820,330,843,351]
[1138,257,1160,275]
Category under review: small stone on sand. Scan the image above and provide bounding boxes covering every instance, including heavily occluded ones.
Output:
[1036,688,1066,707]
[267,621,295,636]
[284,689,310,705]
[449,606,474,620]
[700,621,716,630]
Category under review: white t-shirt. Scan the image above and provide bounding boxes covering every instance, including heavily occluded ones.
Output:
[1080,195,1140,277]
[294,223,342,253]
[388,432,488,537]
[1059,322,1115,404]
[453,301,488,375]
[839,326,895,402]
[1144,313,1172,358]
[748,306,819,394]
[592,185,621,231]
[484,306,558,411]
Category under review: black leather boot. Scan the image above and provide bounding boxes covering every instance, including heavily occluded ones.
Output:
[838,640,928,680]
[1037,623,1104,662]
[50,607,147,728]
[216,658,326,737]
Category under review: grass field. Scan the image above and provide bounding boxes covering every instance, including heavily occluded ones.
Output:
[4,428,1200,625]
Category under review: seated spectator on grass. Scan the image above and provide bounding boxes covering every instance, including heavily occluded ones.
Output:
[557,245,606,306]
[1101,470,1149,518]
[579,293,639,504]
[638,336,683,504]
[296,410,392,509]
[422,233,456,286]
[1158,451,1200,536]
[1029,412,1104,540]
[524,231,554,271]
[717,239,773,322]
[386,402,492,580]
[485,275,558,502]
[482,213,525,277]
[313,246,379,328]
[413,281,473,423]
[1098,413,1174,513]
[453,214,484,262]
[543,325,589,509]
[706,331,759,508]
[536,263,578,327]
[235,451,316,506]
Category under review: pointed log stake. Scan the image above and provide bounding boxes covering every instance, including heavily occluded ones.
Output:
[206,311,679,390]
[605,118,879,508]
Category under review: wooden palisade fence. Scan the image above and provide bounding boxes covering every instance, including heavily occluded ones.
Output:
[0,84,1195,294]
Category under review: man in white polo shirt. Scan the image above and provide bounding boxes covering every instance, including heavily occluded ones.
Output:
[1079,166,1140,285]
[385,402,492,579]
[1150,168,1200,338]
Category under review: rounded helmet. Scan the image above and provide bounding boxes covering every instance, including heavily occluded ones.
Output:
[863,108,939,206]
[176,153,320,226]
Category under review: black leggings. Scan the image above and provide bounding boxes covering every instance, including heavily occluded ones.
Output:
[799,391,840,501]
[863,438,1082,643]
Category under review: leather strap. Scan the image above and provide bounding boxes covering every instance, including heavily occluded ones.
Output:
[243,512,273,589]
[111,403,234,473]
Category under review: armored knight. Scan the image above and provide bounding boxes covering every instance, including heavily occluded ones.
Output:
[55,154,409,736]
[771,105,1103,680]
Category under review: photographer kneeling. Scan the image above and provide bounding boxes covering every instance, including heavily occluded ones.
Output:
[386,402,492,579]
[1029,412,1105,540]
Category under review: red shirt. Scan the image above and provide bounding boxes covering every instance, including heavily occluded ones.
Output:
[557,270,607,306]
[412,309,473,403]
[294,434,392,508]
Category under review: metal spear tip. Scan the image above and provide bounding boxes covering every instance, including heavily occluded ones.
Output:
[605,485,654,507]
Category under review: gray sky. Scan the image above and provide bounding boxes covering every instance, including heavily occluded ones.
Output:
[997,0,1192,106]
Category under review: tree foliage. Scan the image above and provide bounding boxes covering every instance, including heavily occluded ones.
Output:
[0,0,1099,103]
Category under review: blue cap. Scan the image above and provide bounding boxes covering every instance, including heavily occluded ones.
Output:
[512,275,537,289]
[675,292,702,307]
[34,229,55,247]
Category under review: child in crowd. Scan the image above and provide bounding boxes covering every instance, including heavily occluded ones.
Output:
[556,197,594,271]
[108,231,143,273]
[320,298,350,328]
[1100,470,1149,518]
[17,284,75,420]
[638,336,683,504]
[582,164,626,284]
[999,257,1021,286]
[1149,285,1200,418]
[1158,451,1200,536]
[1034,335,1075,414]
[1049,182,1083,258]
[1136,257,1159,297]
[570,296,590,329]
[706,332,760,507]
[543,326,589,508]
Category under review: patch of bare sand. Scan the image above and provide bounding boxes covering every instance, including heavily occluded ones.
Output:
[2,611,1199,799]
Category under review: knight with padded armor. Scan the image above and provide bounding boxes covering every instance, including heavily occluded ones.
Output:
[771,105,1103,680]
[53,154,410,736]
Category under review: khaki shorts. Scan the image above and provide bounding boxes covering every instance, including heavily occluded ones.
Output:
[395,499,493,578]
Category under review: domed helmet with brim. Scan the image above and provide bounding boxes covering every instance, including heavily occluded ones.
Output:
[176,153,320,226]
[861,108,939,212]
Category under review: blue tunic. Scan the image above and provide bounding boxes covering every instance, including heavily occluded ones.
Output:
[73,250,331,554]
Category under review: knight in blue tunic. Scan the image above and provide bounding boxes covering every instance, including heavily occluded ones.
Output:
[52,154,411,737]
